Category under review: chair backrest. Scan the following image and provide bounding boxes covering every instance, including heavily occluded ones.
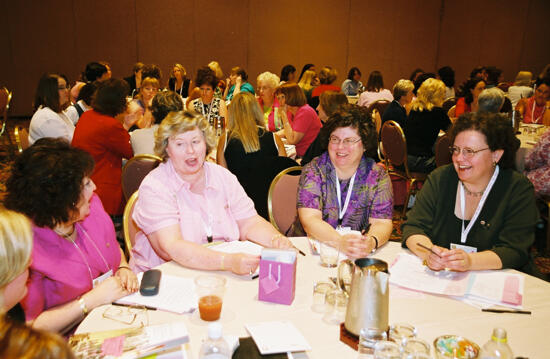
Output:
[380,120,408,170]
[0,87,13,136]
[442,97,456,113]
[122,191,140,258]
[367,100,391,116]
[267,166,302,234]
[435,134,452,167]
[121,154,162,200]
[14,126,29,153]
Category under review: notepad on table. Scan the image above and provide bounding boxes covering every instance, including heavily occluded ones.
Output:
[245,321,311,355]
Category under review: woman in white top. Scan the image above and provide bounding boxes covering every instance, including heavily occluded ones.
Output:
[28,74,74,145]
[358,71,393,108]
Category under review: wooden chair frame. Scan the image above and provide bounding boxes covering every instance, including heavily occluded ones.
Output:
[122,191,140,259]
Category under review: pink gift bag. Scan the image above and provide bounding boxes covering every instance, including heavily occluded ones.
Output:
[258,255,296,305]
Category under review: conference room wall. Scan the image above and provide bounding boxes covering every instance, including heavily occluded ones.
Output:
[1,0,548,116]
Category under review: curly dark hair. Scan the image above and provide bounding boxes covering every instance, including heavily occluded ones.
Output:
[195,66,218,89]
[91,78,129,117]
[4,138,95,228]
[320,104,377,158]
[448,112,519,169]
[83,62,107,82]
[461,78,485,105]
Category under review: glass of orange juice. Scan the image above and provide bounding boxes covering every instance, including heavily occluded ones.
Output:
[195,275,226,321]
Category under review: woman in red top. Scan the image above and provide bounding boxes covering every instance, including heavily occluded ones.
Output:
[516,77,550,125]
[451,78,485,118]
[72,79,135,216]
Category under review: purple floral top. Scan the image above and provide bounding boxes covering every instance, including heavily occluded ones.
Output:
[290,152,393,236]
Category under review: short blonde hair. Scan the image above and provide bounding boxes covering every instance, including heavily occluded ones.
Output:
[298,70,316,91]
[208,61,224,79]
[392,79,414,101]
[318,66,338,85]
[0,208,32,290]
[172,63,187,78]
[257,72,280,89]
[411,78,446,111]
[141,77,160,90]
[154,111,216,160]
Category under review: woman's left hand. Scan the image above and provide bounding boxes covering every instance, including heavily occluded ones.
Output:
[271,234,293,250]
[440,249,472,272]
[115,267,139,293]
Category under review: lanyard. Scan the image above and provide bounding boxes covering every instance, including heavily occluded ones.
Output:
[335,172,356,228]
[201,99,214,125]
[459,165,499,243]
[69,224,111,285]
[531,101,545,124]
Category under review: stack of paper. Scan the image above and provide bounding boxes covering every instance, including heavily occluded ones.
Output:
[116,273,197,314]
[389,253,524,308]
[245,321,311,354]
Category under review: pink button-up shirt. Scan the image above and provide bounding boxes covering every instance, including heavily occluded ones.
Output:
[130,160,257,272]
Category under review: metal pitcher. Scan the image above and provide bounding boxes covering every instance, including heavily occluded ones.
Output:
[338,258,389,336]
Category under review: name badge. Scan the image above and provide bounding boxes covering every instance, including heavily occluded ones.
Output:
[93,269,113,288]
[336,226,352,234]
[450,243,477,253]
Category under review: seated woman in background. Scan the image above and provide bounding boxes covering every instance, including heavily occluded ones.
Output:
[298,63,315,82]
[130,111,293,273]
[124,62,144,97]
[298,69,317,102]
[275,83,322,158]
[256,71,281,130]
[130,76,160,129]
[190,66,227,127]
[131,91,184,155]
[524,125,550,198]
[72,79,135,217]
[168,63,192,98]
[516,76,550,125]
[381,79,414,129]
[404,78,451,173]
[507,71,533,108]
[66,82,96,125]
[358,70,393,108]
[341,67,363,96]
[5,139,138,333]
[217,93,294,219]
[0,209,33,321]
[280,64,296,84]
[208,61,226,98]
[70,62,110,103]
[403,112,538,274]
[290,104,393,257]
[302,91,348,166]
[28,73,73,145]
[450,78,485,118]
[224,66,255,103]
[310,66,340,108]
[438,66,456,99]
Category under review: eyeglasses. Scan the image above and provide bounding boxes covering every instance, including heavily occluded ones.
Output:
[329,136,361,146]
[449,146,489,158]
[102,305,149,326]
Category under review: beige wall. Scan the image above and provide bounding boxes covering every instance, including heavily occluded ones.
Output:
[1,0,549,116]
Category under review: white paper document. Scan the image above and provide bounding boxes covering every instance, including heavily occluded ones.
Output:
[208,240,263,256]
[116,273,198,314]
[245,321,311,355]
[389,253,524,308]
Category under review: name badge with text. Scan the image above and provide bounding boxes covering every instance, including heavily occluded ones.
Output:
[450,243,477,253]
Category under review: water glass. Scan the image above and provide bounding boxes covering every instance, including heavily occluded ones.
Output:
[373,340,401,359]
[322,289,347,325]
[401,338,430,357]
[389,323,417,346]
[320,240,340,267]
[311,281,335,313]
[357,327,388,358]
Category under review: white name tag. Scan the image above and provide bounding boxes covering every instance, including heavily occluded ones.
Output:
[93,269,113,288]
[336,226,352,234]
[450,243,477,253]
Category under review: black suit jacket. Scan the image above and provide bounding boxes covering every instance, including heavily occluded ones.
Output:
[381,100,407,128]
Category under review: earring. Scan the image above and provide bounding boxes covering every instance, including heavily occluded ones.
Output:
[492,161,497,169]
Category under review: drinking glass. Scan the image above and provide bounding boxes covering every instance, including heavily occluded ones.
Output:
[401,338,430,357]
[195,275,226,321]
[320,240,340,267]
[357,327,388,358]
[373,340,401,359]
[322,289,347,324]
[312,281,335,313]
[389,323,417,347]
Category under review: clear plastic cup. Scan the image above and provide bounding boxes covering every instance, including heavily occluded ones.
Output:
[322,289,347,324]
[195,275,226,321]
[373,340,401,359]
[312,281,335,313]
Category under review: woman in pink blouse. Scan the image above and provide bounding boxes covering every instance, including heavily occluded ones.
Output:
[5,138,137,334]
[130,111,293,274]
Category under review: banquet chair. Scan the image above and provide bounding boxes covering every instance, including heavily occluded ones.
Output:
[442,97,456,114]
[380,121,426,218]
[0,87,15,157]
[122,191,140,259]
[435,134,452,167]
[367,100,391,117]
[14,126,29,153]
[267,166,302,235]
[121,154,162,200]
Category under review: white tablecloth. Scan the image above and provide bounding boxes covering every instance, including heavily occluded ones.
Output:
[76,239,549,358]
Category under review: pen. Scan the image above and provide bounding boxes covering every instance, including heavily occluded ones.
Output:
[482,308,531,315]
[251,274,259,279]
[293,245,306,257]
[416,243,442,258]
[112,302,157,311]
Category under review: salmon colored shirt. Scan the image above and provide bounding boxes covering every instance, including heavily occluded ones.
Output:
[130,160,257,272]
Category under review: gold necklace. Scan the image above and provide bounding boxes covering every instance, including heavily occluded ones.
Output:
[462,182,484,197]
[54,224,76,239]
